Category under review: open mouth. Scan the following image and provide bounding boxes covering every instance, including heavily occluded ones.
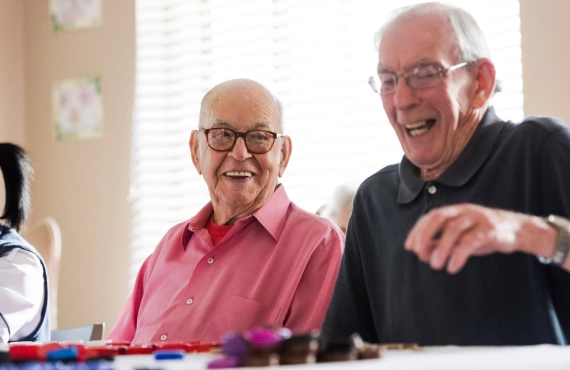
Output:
[405,119,436,137]
[224,171,253,179]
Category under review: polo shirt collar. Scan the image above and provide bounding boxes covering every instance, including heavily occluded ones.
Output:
[182,184,290,247]
[397,107,505,204]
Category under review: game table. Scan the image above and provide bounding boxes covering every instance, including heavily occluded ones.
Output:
[108,344,569,370]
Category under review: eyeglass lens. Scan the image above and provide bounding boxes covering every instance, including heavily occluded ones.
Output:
[206,128,277,154]
[378,65,442,94]
[371,62,468,95]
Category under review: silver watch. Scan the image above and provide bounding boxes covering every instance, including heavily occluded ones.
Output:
[541,215,570,266]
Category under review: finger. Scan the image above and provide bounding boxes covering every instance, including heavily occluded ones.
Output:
[405,215,441,263]
[430,216,475,270]
[406,207,462,266]
[405,207,453,252]
[446,231,485,274]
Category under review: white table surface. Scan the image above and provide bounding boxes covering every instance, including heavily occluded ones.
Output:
[112,344,570,370]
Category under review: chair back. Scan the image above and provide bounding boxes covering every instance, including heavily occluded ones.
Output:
[51,323,105,343]
[21,217,62,329]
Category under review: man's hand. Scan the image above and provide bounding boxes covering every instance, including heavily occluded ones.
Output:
[404,204,557,274]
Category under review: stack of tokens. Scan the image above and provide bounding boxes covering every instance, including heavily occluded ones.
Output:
[317,333,360,362]
[279,333,319,365]
[207,328,383,368]
[209,328,291,368]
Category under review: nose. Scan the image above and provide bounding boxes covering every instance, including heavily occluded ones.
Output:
[228,136,252,161]
[392,78,418,112]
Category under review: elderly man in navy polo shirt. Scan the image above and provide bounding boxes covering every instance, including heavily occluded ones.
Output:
[322,2,570,346]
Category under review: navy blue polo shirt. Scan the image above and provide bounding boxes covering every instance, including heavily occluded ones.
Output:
[322,107,570,345]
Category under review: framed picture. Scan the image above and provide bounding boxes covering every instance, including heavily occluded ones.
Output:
[52,76,104,142]
[50,0,102,32]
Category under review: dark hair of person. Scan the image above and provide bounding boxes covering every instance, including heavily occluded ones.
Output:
[0,143,33,231]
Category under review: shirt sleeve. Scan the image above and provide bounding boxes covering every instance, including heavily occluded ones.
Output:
[540,123,570,340]
[283,227,344,333]
[0,248,45,343]
[107,257,149,343]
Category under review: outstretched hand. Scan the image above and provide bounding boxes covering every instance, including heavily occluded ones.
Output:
[404,204,555,274]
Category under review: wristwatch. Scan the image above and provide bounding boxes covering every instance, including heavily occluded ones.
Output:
[540,215,570,266]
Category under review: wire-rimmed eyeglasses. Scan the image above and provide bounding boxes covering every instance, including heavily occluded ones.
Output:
[200,127,283,154]
[369,62,470,95]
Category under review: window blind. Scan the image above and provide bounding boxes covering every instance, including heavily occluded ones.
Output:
[131,0,522,284]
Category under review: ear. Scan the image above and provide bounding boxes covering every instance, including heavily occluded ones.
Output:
[471,58,496,108]
[277,135,292,178]
[189,130,202,175]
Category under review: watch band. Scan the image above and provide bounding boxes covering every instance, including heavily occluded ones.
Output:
[542,215,570,266]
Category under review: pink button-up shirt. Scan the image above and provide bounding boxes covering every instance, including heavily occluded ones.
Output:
[108,186,344,344]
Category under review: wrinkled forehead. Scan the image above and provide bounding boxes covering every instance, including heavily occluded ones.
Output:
[378,13,457,68]
[203,81,282,131]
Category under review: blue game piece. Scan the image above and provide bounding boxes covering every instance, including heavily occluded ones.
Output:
[153,350,185,360]
[46,347,79,362]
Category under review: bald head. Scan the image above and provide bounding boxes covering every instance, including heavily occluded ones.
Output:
[199,79,284,133]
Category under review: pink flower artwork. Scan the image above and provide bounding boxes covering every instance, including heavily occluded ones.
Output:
[50,0,101,32]
[52,76,104,141]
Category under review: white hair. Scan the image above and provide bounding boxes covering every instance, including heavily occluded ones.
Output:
[376,2,493,62]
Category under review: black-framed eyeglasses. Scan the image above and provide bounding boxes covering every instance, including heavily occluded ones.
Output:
[368,61,470,95]
[200,127,283,154]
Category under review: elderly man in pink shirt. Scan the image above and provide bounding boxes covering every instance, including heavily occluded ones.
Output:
[108,79,345,344]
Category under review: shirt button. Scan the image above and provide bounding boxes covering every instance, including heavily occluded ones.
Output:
[428,185,437,194]
[186,298,193,304]
[207,257,214,264]
[160,334,167,341]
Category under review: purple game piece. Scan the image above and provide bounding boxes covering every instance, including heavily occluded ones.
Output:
[221,332,249,360]
[243,328,291,350]
[207,356,240,368]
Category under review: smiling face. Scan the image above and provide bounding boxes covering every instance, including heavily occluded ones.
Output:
[190,79,292,225]
[378,13,487,180]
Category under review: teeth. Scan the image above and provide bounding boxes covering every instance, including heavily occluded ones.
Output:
[225,171,252,177]
[409,128,428,136]
[405,121,427,129]
[405,121,429,137]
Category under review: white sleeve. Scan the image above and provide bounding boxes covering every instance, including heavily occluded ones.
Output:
[0,248,45,343]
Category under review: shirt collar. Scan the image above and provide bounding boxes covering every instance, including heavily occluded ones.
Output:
[181,184,290,248]
[398,107,506,204]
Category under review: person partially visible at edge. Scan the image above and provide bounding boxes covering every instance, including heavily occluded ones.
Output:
[322,2,570,346]
[0,143,50,342]
[317,184,356,234]
[108,79,345,344]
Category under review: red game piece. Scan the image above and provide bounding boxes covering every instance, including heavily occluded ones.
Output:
[9,344,42,362]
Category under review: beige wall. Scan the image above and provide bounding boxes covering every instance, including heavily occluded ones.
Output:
[520,0,570,123]
[0,0,568,335]
[22,0,135,332]
[0,0,26,145]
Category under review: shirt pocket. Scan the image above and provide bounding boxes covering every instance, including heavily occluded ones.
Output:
[207,294,281,336]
